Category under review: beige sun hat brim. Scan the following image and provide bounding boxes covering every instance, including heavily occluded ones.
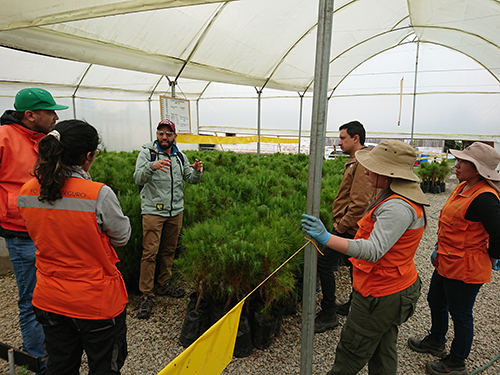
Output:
[356,143,420,182]
[450,145,500,182]
[486,179,500,194]
[390,179,429,206]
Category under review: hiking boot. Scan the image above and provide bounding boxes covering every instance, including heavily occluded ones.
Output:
[426,354,468,375]
[336,301,350,316]
[314,310,339,333]
[408,334,447,358]
[156,281,186,298]
[137,295,154,319]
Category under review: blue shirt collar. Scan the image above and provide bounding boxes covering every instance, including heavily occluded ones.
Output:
[155,141,180,156]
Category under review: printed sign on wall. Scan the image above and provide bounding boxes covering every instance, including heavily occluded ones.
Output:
[160,96,191,134]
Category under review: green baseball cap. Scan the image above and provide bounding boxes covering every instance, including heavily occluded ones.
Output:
[14,88,69,112]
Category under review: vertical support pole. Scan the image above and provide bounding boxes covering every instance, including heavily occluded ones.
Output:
[8,348,15,375]
[298,93,304,154]
[148,98,153,141]
[171,81,176,98]
[72,96,77,118]
[71,63,92,119]
[257,88,262,162]
[410,41,420,148]
[196,98,201,150]
[148,75,163,142]
[301,0,334,374]
[196,99,200,135]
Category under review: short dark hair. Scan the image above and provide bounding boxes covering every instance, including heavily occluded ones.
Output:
[339,120,365,145]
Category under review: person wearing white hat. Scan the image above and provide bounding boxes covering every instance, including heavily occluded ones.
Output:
[302,139,429,375]
[409,142,500,375]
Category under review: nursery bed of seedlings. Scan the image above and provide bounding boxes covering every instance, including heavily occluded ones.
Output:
[3,154,500,374]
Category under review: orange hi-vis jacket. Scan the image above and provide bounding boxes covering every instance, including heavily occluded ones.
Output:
[18,177,128,320]
[435,180,499,284]
[351,195,425,297]
[0,123,44,233]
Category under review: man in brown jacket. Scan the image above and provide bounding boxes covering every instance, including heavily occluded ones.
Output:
[315,120,374,333]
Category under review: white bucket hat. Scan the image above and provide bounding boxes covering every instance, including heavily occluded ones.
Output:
[356,140,429,205]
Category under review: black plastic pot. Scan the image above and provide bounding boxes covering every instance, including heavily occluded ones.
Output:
[281,292,298,317]
[179,310,208,347]
[179,292,211,347]
[250,311,279,350]
[233,313,253,357]
[420,182,430,193]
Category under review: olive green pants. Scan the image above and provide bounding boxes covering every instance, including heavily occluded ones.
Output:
[328,277,421,375]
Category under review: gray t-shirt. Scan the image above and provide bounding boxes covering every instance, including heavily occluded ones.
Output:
[346,198,425,262]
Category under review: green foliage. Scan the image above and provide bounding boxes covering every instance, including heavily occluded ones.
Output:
[92,150,143,290]
[417,160,452,185]
[438,159,452,182]
[92,150,140,194]
[91,150,344,306]
[178,151,343,311]
[16,366,31,375]
[444,140,462,152]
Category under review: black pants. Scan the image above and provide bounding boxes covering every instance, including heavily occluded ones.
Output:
[34,307,127,375]
[317,228,354,312]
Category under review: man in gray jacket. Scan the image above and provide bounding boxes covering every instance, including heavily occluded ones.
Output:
[134,119,203,319]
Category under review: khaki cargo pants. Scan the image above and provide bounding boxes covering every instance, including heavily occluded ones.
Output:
[139,213,183,296]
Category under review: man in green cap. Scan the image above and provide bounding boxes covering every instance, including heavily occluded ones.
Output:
[0,88,68,372]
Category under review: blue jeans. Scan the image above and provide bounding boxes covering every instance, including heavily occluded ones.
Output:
[428,270,482,362]
[5,237,46,368]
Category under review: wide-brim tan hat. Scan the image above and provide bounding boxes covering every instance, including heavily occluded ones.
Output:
[390,178,429,206]
[356,140,419,182]
[450,142,500,182]
[486,180,500,194]
[357,140,429,205]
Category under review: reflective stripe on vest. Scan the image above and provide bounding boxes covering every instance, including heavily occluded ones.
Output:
[18,195,96,212]
[18,177,128,320]
[351,195,424,297]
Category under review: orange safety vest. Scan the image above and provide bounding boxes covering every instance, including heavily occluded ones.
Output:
[0,123,44,233]
[18,177,128,320]
[435,180,499,284]
[350,195,424,297]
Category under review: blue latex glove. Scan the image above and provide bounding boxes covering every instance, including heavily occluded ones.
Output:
[492,259,500,271]
[301,214,330,245]
[430,245,437,266]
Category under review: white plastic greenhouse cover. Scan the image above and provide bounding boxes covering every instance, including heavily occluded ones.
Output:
[0,0,499,151]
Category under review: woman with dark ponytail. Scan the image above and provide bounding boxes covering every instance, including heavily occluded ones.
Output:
[17,119,131,375]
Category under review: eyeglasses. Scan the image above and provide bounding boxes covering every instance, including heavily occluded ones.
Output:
[94,149,101,157]
[157,131,175,137]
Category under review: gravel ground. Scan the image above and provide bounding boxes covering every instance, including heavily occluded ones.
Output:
[2,177,500,375]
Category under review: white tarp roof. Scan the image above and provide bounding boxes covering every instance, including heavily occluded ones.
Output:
[0,0,499,151]
[1,0,499,91]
